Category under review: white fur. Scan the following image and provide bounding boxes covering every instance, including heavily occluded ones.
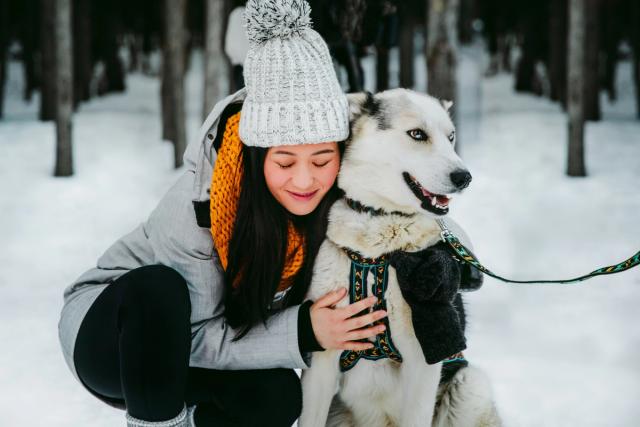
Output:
[299,89,501,427]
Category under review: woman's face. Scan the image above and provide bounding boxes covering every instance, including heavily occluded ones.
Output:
[264,142,341,216]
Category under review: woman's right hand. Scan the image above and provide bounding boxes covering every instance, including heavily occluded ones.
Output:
[309,288,388,351]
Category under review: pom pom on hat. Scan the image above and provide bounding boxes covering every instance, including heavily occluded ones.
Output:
[244,0,312,44]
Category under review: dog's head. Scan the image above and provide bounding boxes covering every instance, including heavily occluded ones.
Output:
[339,89,471,217]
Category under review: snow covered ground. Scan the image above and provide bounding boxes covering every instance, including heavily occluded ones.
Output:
[1,45,638,426]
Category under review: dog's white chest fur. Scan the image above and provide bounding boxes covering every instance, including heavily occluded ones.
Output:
[300,200,444,427]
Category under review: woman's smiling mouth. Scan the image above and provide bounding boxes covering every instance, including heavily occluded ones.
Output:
[286,190,319,201]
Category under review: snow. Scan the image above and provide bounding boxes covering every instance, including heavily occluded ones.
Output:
[1,44,639,426]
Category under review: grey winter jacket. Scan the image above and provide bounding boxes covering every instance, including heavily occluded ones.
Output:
[58,88,312,384]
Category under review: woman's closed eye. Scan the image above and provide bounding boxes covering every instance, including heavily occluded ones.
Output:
[276,160,332,169]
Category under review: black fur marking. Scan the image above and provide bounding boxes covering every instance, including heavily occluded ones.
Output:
[362,92,390,130]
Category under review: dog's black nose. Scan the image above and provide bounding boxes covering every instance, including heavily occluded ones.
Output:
[450,170,472,190]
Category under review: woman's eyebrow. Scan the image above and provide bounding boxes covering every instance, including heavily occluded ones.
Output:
[272,149,335,156]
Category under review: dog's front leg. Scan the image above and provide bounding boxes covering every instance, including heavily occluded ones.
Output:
[399,360,442,427]
[299,349,341,427]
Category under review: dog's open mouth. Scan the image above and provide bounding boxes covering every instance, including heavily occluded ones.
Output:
[402,172,451,215]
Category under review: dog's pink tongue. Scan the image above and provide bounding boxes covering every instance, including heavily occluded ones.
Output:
[436,195,450,205]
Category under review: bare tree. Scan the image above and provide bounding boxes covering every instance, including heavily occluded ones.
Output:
[203,0,229,120]
[567,0,586,177]
[162,0,187,168]
[398,2,416,89]
[548,0,568,107]
[583,0,600,121]
[631,0,640,118]
[41,0,57,121]
[426,0,459,145]
[0,0,8,119]
[73,0,92,106]
[54,0,74,177]
[20,0,40,103]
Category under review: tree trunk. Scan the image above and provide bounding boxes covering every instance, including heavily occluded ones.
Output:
[40,0,57,121]
[54,0,74,177]
[73,0,92,106]
[426,0,459,111]
[102,8,125,94]
[567,0,586,177]
[458,0,473,45]
[600,0,624,103]
[630,0,640,118]
[514,3,548,95]
[548,0,568,107]
[20,0,40,102]
[162,0,187,169]
[0,0,8,119]
[583,0,600,121]
[399,4,415,89]
[203,0,228,120]
[376,45,390,92]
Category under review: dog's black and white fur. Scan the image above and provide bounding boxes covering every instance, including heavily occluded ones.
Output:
[299,89,502,427]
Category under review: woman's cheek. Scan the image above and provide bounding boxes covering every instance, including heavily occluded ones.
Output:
[323,160,340,187]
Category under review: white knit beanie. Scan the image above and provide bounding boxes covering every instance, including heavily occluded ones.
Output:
[239,0,350,147]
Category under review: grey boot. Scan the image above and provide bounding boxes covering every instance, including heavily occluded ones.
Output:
[126,404,197,427]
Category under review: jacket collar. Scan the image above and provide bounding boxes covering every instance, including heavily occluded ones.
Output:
[185,88,247,203]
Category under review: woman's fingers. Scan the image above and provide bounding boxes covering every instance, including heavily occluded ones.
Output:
[344,324,386,342]
[344,309,387,331]
[341,341,375,351]
[313,288,347,309]
[339,295,378,318]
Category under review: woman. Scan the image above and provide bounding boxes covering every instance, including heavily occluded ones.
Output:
[57,1,385,426]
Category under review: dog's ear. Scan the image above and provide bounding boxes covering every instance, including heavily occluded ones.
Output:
[347,92,369,122]
[440,99,454,113]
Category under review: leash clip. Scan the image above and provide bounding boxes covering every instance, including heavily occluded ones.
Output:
[436,219,453,243]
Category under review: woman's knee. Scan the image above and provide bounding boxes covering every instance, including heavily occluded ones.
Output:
[118,265,191,323]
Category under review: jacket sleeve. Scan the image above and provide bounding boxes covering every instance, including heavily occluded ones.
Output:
[144,169,311,370]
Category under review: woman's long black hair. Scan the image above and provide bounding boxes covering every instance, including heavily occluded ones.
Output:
[223,141,346,340]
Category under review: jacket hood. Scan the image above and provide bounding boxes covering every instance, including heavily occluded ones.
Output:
[183,88,247,202]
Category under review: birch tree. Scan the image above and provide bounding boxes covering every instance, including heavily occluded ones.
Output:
[54,0,74,177]
[567,0,587,177]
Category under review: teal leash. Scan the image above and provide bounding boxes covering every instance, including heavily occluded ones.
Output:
[435,219,640,284]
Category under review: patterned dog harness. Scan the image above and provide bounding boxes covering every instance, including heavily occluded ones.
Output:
[339,248,403,372]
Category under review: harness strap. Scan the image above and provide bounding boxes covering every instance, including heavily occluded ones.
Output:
[339,248,403,372]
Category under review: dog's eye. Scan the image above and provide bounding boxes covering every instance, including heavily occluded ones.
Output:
[448,131,456,143]
[407,129,428,141]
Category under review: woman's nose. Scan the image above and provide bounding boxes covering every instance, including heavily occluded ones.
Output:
[291,166,314,189]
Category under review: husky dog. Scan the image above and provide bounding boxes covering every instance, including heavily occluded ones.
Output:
[299,89,501,427]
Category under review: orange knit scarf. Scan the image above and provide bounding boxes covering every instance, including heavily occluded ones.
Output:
[210,111,305,292]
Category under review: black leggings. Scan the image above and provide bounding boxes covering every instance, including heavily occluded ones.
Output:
[73,264,302,426]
